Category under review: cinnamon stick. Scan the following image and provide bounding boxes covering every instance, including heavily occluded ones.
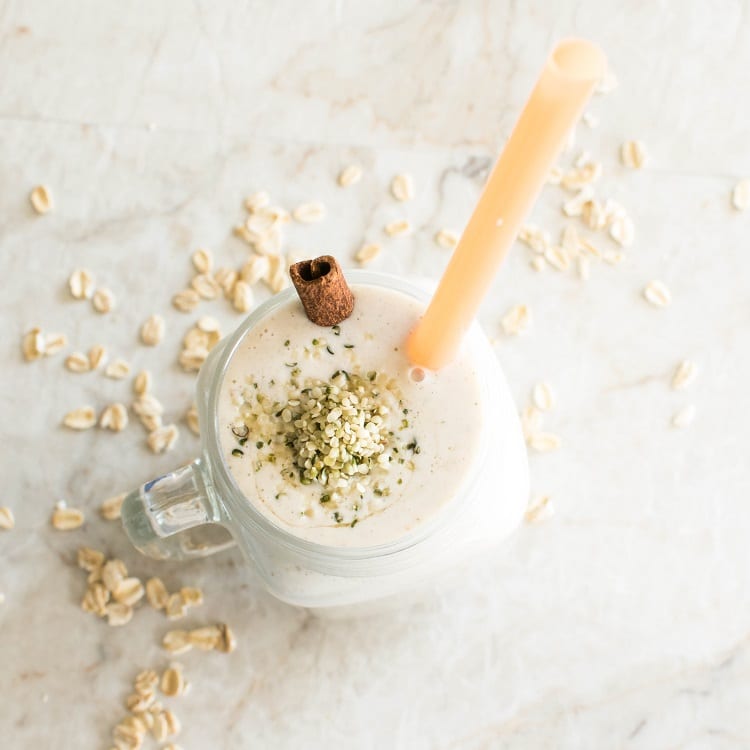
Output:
[288,255,354,327]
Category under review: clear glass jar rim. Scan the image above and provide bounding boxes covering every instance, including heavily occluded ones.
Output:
[203,269,495,564]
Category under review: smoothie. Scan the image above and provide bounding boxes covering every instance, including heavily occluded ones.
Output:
[218,284,486,548]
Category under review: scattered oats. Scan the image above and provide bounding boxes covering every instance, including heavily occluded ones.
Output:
[602,249,626,265]
[0,507,15,530]
[265,255,289,293]
[527,432,562,453]
[518,224,551,253]
[191,248,213,274]
[434,229,459,249]
[183,325,217,351]
[672,404,696,429]
[577,255,591,281]
[134,580,167,616]
[391,173,414,202]
[214,267,239,299]
[65,351,91,373]
[162,709,181,737]
[180,587,203,607]
[338,164,363,187]
[140,315,165,346]
[239,256,269,285]
[186,403,200,436]
[22,327,45,361]
[165,592,187,620]
[384,219,412,237]
[113,577,145,607]
[293,201,326,223]
[141,414,163,433]
[547,166,563,185]
[132,393,164,420]
[147,424,179,454]
[188,625,222,651]
[92,287,115,314]
[63,406,97,430]
[672,360,698,390]
[163,744,183,750]
[172,288,201,313]
[233,222,254,245]
[501,304,532,336]
[197,316,220,333]
[731,179,750,211]
[87,566,103,584]
[582,111,599,128]
[178,348,209,373]
[77,546,105,571]
[104,358,131,380]
[609,215,635,246]
[69,269,95,300]
[532,382,556,412]
[135,670,159,695]
[191,273,220,300]
[163,630,193,655]
[603,197,627,221]
[100,492,126,521]
[260,204,291,225]
[51,505,85,530]
[43,332,67,356]
[243,216,283,256]
[355,242,381,265]
[620,140,648,169]
[544,246,571,271]
[524,495,554,523]
[141,579,167,614]
[561,161,602,190]
[217,623,237,653]
[133,370,151,396]
[581,199,608,230]
[244,191,270,213]
[160,665,185,697]
[126,691,155,713]
[579,237,602,258]
[232,280,254,313]
[114,714,146,745]
[29,185,53,214]
[143,711,162,735]
[88,344,107,370]
[576,151,592,171]
[81,581,109,617]
[151,712,170,742]
[520,406,542,440]
[102,559,128,592]
[100,403,129,432]
[562,186,593,217]
[106,602,134,627]
[643,280,672,308]
[530,256,546,272]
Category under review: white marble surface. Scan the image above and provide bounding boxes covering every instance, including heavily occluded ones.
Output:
[2,1,750,748]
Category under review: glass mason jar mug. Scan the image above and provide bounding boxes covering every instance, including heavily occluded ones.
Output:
[121,271,529,610]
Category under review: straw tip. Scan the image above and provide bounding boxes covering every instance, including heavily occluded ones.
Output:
[549,39,607,82]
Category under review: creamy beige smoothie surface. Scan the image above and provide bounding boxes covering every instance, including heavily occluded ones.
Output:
[219,284,486,547]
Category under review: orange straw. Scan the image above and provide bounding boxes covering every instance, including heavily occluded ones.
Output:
[407,39,606,370]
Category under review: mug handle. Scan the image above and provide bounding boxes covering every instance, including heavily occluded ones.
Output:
[121,458,236,561]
